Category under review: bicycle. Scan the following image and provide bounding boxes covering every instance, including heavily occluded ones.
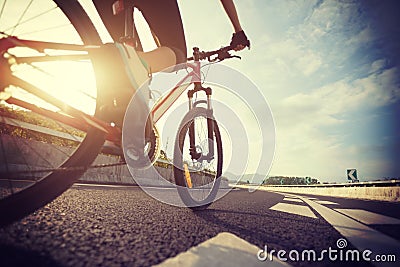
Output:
[0,0,245,227]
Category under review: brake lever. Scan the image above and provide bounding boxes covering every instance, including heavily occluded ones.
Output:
[217,54,241,61]
[217,51,241,61]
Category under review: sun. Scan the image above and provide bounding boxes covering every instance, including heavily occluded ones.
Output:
[7,47,98,115]
[1,0,102,115]
[1,0,158,116]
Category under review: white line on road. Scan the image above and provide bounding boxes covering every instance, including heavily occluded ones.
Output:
[314,200,339,205]
[301,197,400,267]
[270,203,317,219]
[282,197,303,203]
[334,209,400,225]
[155,232,291,267]
[233,185,400,266]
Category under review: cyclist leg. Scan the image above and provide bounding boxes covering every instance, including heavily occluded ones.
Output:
[92,0,125,42]
[135,0,187,65]
[93,0,185,71]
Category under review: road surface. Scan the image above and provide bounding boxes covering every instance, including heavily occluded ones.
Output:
[0,184,399,267]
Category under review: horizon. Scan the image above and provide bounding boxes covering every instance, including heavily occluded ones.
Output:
[223,171,400,183]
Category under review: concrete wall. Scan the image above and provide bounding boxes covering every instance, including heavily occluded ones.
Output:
[3,134,228,188]
[80,154,176,186]
[83,154,229,188]
[267,186,400,202]
[235,184,400,202]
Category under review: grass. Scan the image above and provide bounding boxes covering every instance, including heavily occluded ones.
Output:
[0,104,82,147]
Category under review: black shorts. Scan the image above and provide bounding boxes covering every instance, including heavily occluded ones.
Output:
[93,0,187,64]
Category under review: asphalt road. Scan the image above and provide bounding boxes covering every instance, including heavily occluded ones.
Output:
[0,184,398,267]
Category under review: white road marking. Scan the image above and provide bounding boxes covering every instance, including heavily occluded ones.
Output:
[301,197,400,267]
[155,232,291,267]
[234,187,400,265]
[282,193,301,199]
[314,200,339,205]
[270,203,317,219]
[282,193,296,197]
[334,209,400,225]
[282,197,303,203]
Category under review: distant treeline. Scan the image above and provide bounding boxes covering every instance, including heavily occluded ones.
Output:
[262,176,319,185]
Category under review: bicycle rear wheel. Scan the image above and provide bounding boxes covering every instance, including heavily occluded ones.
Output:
[173,107,223,210]
[0,0,106,226]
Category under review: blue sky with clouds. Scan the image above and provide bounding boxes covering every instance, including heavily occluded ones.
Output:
[178,0,400,182]
[4,1,399,183]
[9,0,397,182]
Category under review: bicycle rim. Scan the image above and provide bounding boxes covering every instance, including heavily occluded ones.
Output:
[173,107,223,209]
[0,0,105,226]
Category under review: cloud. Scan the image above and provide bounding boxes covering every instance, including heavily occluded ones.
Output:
[279,66,399,121]
[369,59,387,74]
[271,66,400,179]
[295,50,323,76]
[180,0,400,180]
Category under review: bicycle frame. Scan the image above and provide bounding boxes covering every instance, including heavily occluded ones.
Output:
[0,0,234,224]
[1,36,216,160]
[0,0,224,161]
[151,53,216,162]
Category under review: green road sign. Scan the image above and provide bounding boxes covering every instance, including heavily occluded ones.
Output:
[347,169,358,182]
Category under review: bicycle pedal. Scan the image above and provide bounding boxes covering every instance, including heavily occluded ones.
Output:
[99,104,126,126]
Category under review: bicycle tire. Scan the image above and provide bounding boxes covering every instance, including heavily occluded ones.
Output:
[173,107,223,210]
[0,0,106,227]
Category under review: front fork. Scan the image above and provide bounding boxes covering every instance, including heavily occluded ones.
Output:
[187,82,215,162]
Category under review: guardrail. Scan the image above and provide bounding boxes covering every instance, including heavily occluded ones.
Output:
[236,180,400,202]
[260,180,400,188]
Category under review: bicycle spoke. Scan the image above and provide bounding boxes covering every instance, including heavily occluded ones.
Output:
[10,0,33,35]
[1,36,97,52]
[0,0,107,226]
[174,108,222,208]
[8,75,94,120]
[4,7,57,33]
[0,134,13,193]
[2,117,74,173]
[1,116,81,155]
[17,23,71,37]
[0,1,6,21]
[15,54,90,64]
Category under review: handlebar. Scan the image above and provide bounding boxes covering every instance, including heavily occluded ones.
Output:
[187,45,241,62]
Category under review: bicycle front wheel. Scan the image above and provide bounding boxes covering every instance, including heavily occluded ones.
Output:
[173,107,223,210]
[0,0,106,226]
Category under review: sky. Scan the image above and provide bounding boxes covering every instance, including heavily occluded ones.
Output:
[2,0,399,183]
[176,0,400,182]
